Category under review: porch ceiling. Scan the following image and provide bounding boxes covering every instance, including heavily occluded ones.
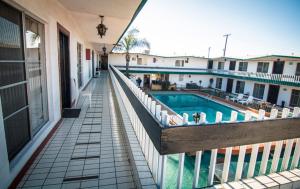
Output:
[58,0,145,52]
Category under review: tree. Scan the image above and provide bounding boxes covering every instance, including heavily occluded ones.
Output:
[114,28,150,77]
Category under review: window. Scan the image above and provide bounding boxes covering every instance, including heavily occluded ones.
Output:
[229,61,236,71]
[257,62,269,73]
[290,89,300,107]
[0,1,48,160]
[178,74,184,81]
[153,57,156,63]
[175,60,184,67]
[218,62,224,70]
[185,58,189,63]
[207,60,213,69]
[25,16,48,135]
[216,78,223,89]
[253,83,265,99]
[238,62,248,71]
[296,63,300,76]
[137,57,142,65]
[77,43,83,88]
[235,81,245,94]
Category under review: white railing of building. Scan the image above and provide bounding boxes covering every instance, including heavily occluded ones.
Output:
[210,69,300,83]
[109,65,300,189]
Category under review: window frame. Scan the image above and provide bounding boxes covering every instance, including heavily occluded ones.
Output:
[238,62,248,71]
[235,80,245,94]
[218,62,224,70]
[216,78,223,89]
[290,89,300,107]
[257,62,269,73]
[253,83,265,99]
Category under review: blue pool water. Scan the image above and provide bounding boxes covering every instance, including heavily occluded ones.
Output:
[152,93,245,123]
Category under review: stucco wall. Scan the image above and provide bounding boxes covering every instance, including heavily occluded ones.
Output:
[0,1,99,188]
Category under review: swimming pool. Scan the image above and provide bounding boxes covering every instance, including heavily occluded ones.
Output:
[152,93,245,123]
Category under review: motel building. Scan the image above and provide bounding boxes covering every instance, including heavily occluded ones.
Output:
[0,1,300,189]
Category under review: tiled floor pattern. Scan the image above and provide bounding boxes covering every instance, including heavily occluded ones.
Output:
[17,72,136,189]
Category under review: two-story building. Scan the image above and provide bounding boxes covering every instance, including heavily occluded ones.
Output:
[109,53,300,107]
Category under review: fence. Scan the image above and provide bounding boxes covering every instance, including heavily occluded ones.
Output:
[109,65,300,188]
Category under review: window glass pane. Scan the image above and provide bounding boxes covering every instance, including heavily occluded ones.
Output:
[0,84,28,118]
[216,78,222,89]
[4,108,30,160]
[253,83,265,99]
[0,1,23,60]
[0,61,26,87]
[236,81,245,93]
[290,90,300,107]
[25,16,48,134]
[296,63,300,76]
[239,62,248,71]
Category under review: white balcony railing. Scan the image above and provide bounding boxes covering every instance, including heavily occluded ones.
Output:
[109,65,300,188]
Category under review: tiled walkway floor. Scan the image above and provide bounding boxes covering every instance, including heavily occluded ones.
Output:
[18,72,136,189]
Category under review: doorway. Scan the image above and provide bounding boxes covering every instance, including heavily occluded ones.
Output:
[92,50,95,77]
[58,24,71,111]
[267,85,280,105]
[143,74,151,88]
[101,55,108,70]
[207,60,213,69]
[272,60,284,74]
[226,79,233,93]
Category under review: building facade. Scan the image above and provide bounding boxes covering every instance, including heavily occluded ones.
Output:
[109,53,300,107]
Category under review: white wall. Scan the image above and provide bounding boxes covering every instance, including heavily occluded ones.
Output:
[109,53,208,69]
[0,1,97,188]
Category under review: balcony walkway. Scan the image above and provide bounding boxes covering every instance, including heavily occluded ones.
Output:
[17,72,141,189]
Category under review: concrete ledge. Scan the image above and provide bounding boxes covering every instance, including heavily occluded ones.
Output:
[110,75,157,189]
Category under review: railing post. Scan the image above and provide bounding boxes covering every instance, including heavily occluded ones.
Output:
[247,110,265,178]
[155,105,162,121]
[270,108,278,119]
[293,107,300,117]
[151,101,156,114]
[281,139,294,171]
[158,155,167,189]
[177,153,185,189]
[271,140,284,173]
[291,138,300,169]
[200,112,206,124]
[193,151,202,188]
[235,145,247,180]
[208,149,218,186]
[161,111,169,127]
[183,113,189,125]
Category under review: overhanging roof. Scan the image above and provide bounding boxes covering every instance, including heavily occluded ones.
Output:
[58,0,147,52]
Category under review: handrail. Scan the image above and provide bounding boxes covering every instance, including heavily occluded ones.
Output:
[113,65,300,86]
[109,64,300,188]
[110,64,300,153]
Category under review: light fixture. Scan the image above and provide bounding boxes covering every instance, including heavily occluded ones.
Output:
[102,45,106,54]
[96,15,107,38]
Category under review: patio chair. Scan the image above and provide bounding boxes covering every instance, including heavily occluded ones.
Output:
[239,96,254,105]
[230,93,244,102]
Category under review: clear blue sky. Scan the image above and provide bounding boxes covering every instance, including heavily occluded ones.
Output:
[130,0,300,58]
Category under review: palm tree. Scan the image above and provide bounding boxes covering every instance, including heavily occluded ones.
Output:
[115,28,150,77]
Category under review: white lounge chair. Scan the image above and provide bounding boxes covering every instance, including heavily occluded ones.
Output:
[239,96,254,105]
[230,93,244,102]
